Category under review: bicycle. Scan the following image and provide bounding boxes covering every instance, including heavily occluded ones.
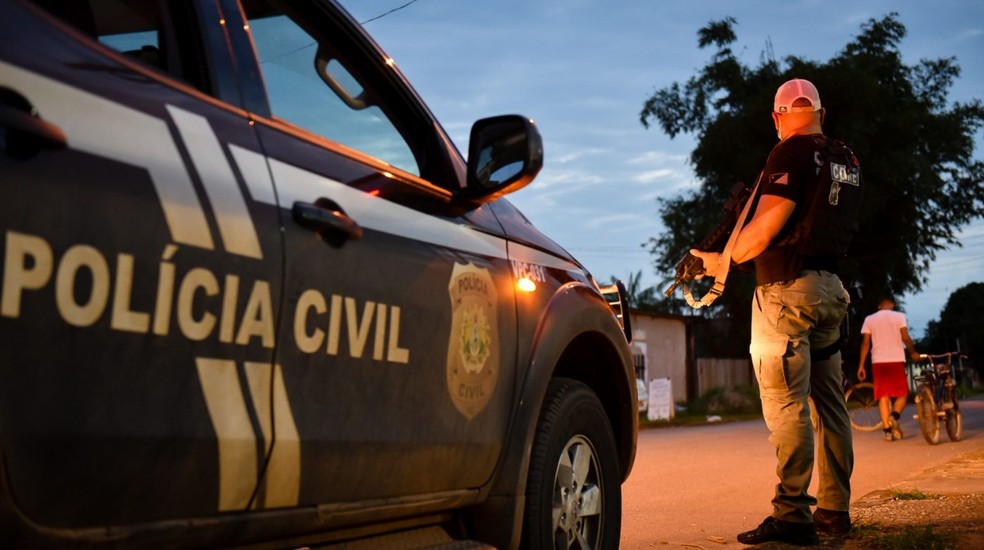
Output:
[913,352,967,445]
[844,381,883,432]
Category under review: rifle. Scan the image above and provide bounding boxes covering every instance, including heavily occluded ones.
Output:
[663,182,752,303]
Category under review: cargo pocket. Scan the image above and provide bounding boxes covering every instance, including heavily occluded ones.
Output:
[774,289,822,338]
[750,335,790,392]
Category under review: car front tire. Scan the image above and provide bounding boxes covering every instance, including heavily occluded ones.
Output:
[522,378,621,549]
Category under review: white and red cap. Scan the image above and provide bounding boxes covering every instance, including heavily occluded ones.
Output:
[774,78,822,113]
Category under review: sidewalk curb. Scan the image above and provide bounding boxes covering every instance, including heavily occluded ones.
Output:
[854,449,984,508]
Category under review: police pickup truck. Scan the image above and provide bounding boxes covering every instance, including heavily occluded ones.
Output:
[0,1,637,548]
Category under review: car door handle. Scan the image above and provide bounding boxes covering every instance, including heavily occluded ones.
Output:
[292,199,363,243]
[0,103,67,150]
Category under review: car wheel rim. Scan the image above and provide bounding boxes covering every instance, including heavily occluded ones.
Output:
[552,434,602,549]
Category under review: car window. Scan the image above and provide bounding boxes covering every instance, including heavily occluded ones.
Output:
[246,8,420,176]
[27,0,209,92]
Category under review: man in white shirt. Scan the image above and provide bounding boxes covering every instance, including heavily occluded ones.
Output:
[857,296,921,441]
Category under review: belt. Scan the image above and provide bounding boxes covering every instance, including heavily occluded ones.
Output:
[760,269,837,288]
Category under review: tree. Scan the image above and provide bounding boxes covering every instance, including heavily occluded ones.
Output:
[640,13,984,356]
[920,282,984,358]
[617,269,659,311]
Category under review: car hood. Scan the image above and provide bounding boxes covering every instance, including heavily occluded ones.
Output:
[488,199,585,270]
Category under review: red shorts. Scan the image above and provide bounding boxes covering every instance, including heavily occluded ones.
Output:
[873,362,909,399]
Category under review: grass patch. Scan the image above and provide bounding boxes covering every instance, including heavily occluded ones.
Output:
[852,521,957,549]
[868,525,956,549]
[688,385,762,415]
[956,384,983,399]
[639,385,763,429]
[847,521,879,538]
[890,487,939,501]
[639,410,760,429]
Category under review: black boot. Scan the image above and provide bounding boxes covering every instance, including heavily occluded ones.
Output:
[814,508,851,536]
[737,516,819,546]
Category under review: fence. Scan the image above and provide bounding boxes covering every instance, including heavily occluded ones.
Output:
[696,358,752,396]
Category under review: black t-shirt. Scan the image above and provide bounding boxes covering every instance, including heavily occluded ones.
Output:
[750,134,829,285]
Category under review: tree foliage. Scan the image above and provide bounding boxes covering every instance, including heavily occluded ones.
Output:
[920,282,984,358]
[618,269,659,311]
[640,13,984,339]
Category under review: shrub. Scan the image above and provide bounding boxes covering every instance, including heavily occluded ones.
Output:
[689,386,761,415]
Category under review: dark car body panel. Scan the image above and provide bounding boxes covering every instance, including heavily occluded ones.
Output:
[0,1,636,547]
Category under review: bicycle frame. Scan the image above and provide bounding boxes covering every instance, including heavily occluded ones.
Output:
[914,352,966,445]
[917,354,959,402]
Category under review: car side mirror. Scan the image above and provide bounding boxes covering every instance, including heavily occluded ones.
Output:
[464,115,543,202]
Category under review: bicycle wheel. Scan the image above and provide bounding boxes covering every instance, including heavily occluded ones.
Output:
[944,392,962,442]
[844,382,882,432]
[916,385,941,445]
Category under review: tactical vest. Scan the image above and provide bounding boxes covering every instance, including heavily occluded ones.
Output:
[779,137,863,258]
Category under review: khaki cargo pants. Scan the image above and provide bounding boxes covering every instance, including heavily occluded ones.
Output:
[749,270,853,523]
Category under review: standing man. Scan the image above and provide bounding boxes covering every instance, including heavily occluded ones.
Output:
[857,296,921,441]
[691,78,860,545]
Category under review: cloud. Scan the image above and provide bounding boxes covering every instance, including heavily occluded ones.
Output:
[631,169,677,184]
[583,212,653,230]
[628,150,690,165]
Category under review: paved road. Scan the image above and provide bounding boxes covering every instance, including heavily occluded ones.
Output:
[620,396,984,548]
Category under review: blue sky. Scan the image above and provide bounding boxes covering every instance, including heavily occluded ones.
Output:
[340,0,984,340]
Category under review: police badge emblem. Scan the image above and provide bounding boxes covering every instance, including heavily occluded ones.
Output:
[447,262,499,419]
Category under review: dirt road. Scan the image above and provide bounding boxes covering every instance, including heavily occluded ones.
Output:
[621,396,984,548]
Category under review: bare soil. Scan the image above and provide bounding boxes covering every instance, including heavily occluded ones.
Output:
[845,492,984,548]
[737,493,984,549]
